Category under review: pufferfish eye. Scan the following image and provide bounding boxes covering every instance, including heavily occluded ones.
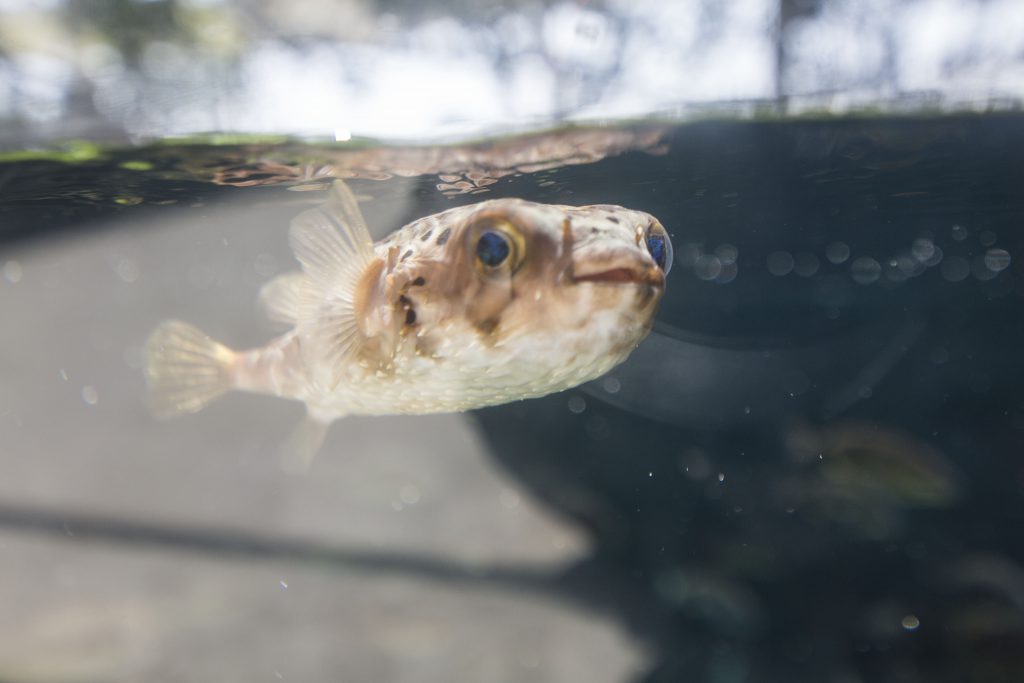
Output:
[644,223,673,274]
[476,230,512,268]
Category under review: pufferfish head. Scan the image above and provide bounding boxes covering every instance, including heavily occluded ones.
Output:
[400,198,671,374]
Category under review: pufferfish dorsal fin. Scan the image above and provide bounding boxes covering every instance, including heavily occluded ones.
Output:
[288,181,380,386]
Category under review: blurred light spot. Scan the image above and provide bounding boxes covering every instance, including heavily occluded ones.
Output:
[941,256,970,282]
[602,376,621,394]
[984,248,1011,272]
[972,255,998,281]
[399,484,421,505]
[279,580,288,589]
[911,237,936,262]
[767,251,795,276]
[3,260,23,283]
[715,261,738,284]
[567,395,586,414]
[904,254,924,275]
[694,254,723,281]
[883,258,908,282]
[980,230,997,246]
[333,128,352,142]
[81,385,98,406]
[115,258,139,283]
[678,243,702,268]
[923,244,944,267]
[850,257,881,284]
[951,224,968,241]
[714,244,738,265]
[826,242,851,265]
[901,614,921,631]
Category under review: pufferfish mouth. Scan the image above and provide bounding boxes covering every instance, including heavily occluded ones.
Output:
[573,265,665,287]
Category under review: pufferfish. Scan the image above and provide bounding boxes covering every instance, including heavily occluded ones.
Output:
[145,181,672,463]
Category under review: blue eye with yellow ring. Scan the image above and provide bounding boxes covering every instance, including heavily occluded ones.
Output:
[645,224,673,274]
[476,231,511,268]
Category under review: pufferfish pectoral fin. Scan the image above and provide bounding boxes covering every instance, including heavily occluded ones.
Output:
[279,411,334,474]
[258,270,311,326]
[288,181,380,380]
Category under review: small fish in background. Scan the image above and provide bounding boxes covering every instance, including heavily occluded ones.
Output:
[145,181,672,467]
[780,419,962,540]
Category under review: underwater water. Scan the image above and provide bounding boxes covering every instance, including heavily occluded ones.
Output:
[1,114,1023,683]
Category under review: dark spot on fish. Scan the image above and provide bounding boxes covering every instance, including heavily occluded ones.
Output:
[607,216,620,224]
[474,317,499,335]
[412,276,426,286]
[399,294,417,326]
[421,230,433,241]
[401,250,413,261]
[591,227,599,234]
[436,227,452,246]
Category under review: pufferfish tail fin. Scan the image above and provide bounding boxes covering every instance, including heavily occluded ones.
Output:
[144,320,237,419]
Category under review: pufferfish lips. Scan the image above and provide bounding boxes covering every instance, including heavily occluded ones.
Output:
[570,220,672,287]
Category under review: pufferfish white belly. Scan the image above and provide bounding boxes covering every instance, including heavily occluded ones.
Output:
[145,181,672,463]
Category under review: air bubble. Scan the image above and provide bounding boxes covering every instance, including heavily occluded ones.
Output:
[980,230,997,247]
[567,395,586,414]
[951,224,968,241]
